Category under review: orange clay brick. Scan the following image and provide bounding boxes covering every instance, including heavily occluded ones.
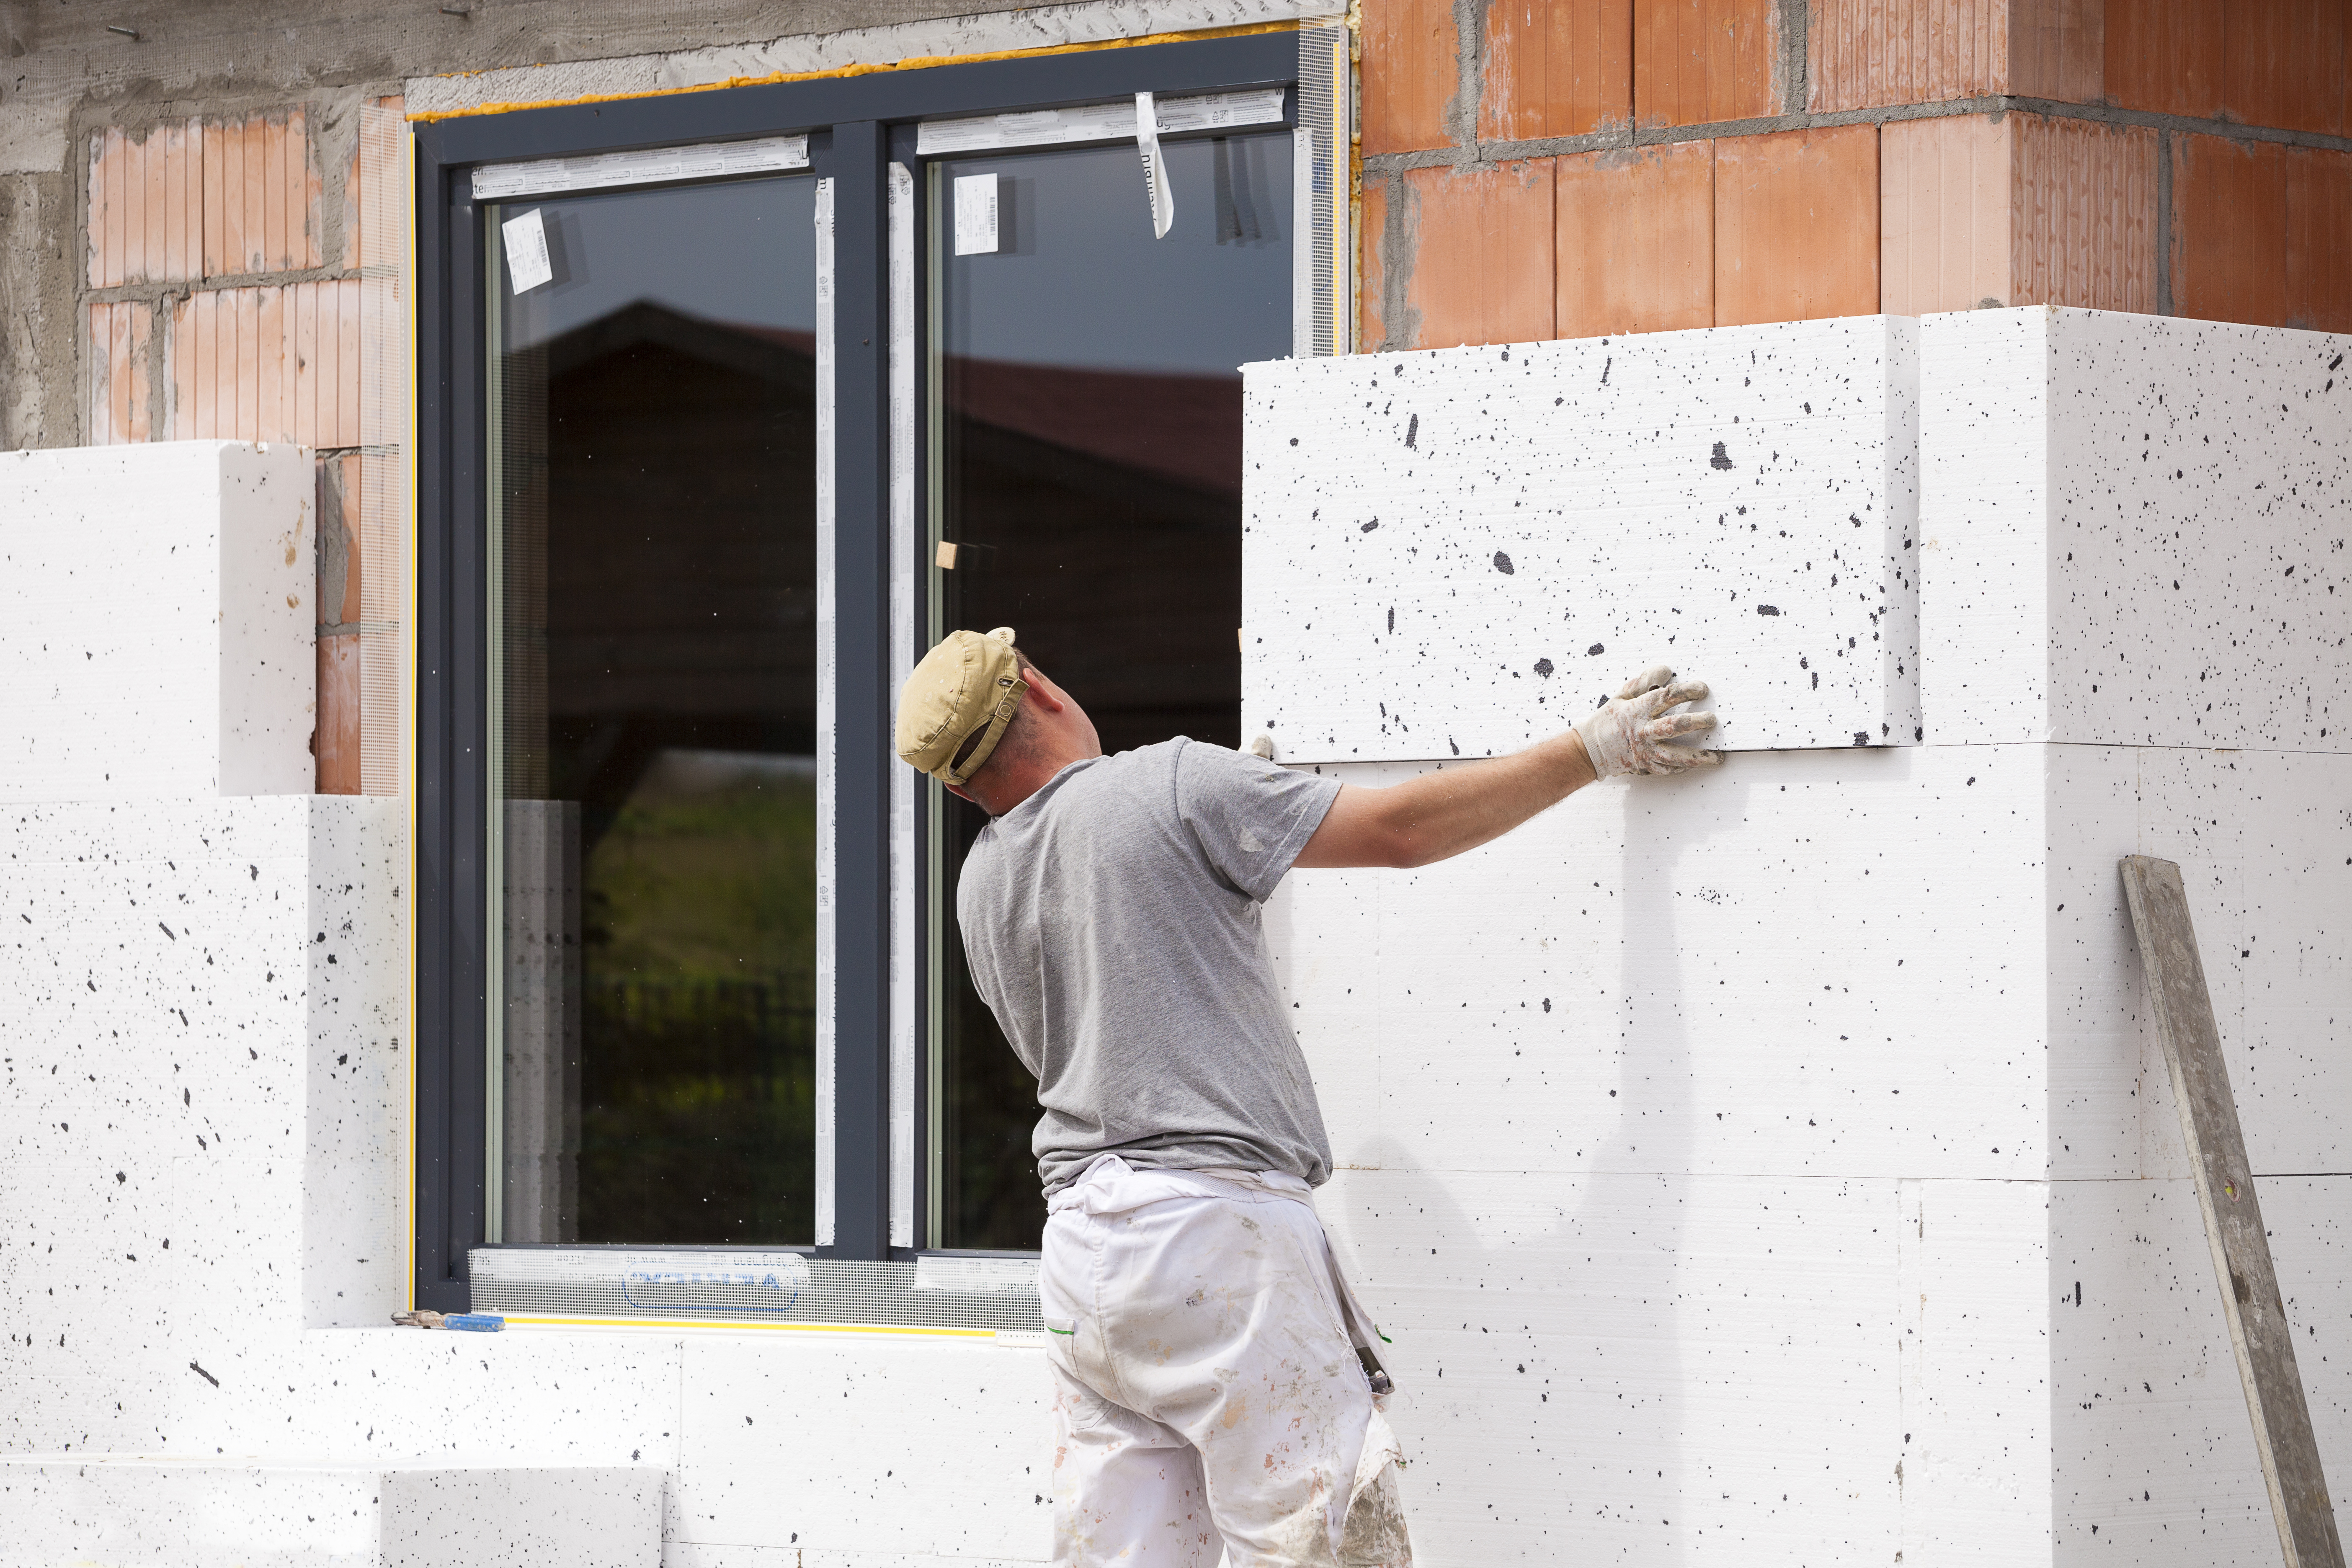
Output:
[1555,140,1714,335]
[1810,0,2000,111]
[83,301,153,446]
[1714,124,1879,325]
[2011,114,2156,314]
[1880,114,2014,315]
[2103,0,2223,117]
[1481,0,1636,140]
[2009,0,2104,101]
[316,632,363,794]
[2172,133,2291,326]
[169,279,360,446]
[1361,0,1462,154]
[1634,0,1778,126]
[2223,0,2344,135]
[1399,160,1557,347]
[2285,145,2352,331]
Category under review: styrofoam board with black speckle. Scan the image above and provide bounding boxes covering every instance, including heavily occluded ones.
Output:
[1921,307,2352,749]
[1242,315,1921,759]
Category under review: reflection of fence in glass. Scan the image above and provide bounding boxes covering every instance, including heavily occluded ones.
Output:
[577,973,818,1246]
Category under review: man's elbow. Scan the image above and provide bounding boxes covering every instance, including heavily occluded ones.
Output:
[1371,818,1438,869]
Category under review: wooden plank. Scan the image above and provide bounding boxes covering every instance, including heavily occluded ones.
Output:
[2120,854,2347,1568]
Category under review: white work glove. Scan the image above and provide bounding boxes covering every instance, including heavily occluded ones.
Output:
[1572,665,1720,778]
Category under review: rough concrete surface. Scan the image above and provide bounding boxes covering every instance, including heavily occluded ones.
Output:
[0,169,74,450]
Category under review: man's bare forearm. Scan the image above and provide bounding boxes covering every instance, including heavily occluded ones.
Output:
[1377,730,1595,866]
[1292,667,1718,872]
[1294,731,1595,870]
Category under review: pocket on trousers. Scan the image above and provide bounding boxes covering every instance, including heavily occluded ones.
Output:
[1042,1314,1079,1338]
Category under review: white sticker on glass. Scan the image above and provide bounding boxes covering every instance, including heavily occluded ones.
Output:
[501,208,554,294]
[953,173,1000,256]
[1135,92,1173,240]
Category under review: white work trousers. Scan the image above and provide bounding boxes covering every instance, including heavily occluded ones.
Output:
[1039,1157,1412,1568]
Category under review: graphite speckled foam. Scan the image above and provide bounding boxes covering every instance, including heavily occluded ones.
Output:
[1241,316,1921,759]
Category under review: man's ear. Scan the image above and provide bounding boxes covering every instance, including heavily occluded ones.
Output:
[1021,668,1066,713]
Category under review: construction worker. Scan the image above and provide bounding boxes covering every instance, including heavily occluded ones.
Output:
[895,627,1718,1568]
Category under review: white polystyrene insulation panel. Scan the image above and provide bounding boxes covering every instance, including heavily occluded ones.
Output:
[1921,307,2352,749]
[1242,316,1920,759]
[0,1460,664,1568]
[0,441,315,800]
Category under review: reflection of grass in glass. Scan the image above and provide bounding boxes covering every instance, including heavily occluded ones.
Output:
[577,756,817,1244]
[587,763,817,988]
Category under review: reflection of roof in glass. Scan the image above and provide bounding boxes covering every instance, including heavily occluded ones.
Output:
[580,308,1241,500]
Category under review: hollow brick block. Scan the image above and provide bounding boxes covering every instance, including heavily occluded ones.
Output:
[82,301,154,446]
[1633,0,1778,126]
[85,124,207,289]
[1480,0,1636,141]
[2103,0,2224,117]
[1881,115,2014,316]
[1714,124,1879,326]
[198,111,315,279]
[1883,114,2156,319]
[2009,0,2104,100]
[1810,0,2006,110]
[1361,0,1462,154]
[1810,0,2099,112]
[316,634,363,796]
[2284,147,2352,333]
[168,279,362,446]
[2169,134,2352,332]
[1398,160,1558,348]
[1555,141,1714,335]
[2223,0,2345,135]
[2173,134,2292,328]
[2010,115,2155,316]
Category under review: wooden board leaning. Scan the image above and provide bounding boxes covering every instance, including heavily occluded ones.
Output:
[2120,855,2345,1568]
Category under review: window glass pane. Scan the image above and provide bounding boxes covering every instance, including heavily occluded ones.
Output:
[930,133,1293,1250]
[487,177,819,1246]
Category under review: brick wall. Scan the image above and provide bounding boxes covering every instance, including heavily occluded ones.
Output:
[1359,0,2352,348]
[78,100,406,797]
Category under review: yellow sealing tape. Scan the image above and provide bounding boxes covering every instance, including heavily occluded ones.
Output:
[409,21,1300,124]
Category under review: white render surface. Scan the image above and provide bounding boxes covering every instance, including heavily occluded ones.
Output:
[1921,308,2352,749]
[1243,315,1921,758]
[0,1458,661,1567]
[0,441,315,799]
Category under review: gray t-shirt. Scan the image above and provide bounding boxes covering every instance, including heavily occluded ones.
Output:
[956,736,1344,1195]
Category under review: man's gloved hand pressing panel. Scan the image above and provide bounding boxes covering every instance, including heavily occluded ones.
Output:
[1571,665,1721,778]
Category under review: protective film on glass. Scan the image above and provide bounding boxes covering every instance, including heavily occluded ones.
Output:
[929,133,1293,1249]
[487,176,819,1246]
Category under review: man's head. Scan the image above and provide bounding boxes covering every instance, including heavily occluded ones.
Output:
[895,627,1101,815]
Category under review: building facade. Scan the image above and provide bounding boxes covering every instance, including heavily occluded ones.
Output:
[1,0,2346,1562]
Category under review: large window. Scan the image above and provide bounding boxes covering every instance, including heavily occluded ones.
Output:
[485,176,821,1246]
[927,134,1295,1248]
[412,30,1349,1316]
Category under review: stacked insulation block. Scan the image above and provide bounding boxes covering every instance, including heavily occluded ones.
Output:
[1257,307,2352,1564]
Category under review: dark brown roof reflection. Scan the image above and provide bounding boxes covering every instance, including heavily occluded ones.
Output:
[720,321,1241,500]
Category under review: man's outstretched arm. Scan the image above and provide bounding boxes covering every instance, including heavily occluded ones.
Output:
[1293,667,1718,871]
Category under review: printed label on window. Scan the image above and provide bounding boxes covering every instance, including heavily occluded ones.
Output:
[953,173,1000,256]
[501,208,554,293]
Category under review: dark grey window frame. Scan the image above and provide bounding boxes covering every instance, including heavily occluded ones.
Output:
[411,31,1305,1310]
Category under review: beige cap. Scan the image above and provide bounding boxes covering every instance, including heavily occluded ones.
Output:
[895,627,1029,786]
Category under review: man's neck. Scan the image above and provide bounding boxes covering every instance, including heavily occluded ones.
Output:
[972,745,1094,817]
